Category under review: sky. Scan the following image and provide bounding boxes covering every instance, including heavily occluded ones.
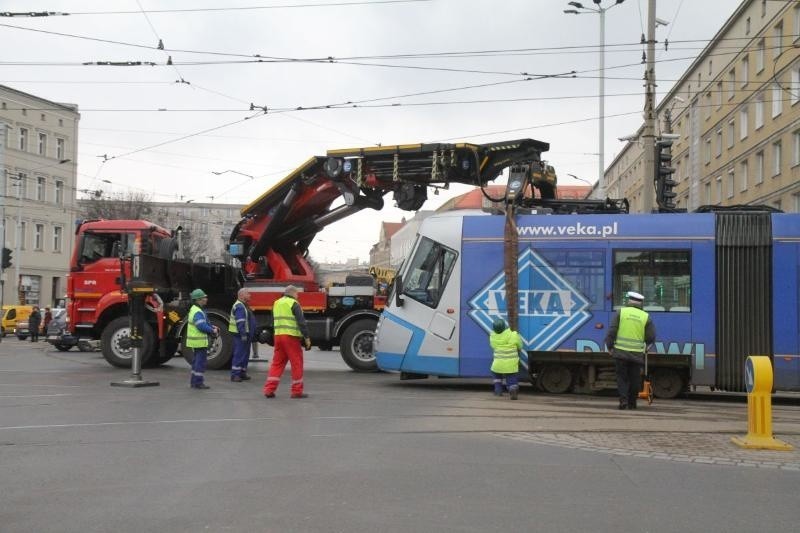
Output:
[4,0,746,262]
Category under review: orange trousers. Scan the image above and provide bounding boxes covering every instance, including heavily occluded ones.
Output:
[263,335,304,396]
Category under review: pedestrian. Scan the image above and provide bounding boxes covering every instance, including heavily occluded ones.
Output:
[43,307,53,333]
[605,291,656,410]
[28,306,42,342]
[489,318,524,400]
[229,288,257,382]
[263,285,311,399]
[186,289,219,390]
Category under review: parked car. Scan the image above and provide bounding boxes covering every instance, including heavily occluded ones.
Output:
[45,309,77,351]
[2,305,34,336]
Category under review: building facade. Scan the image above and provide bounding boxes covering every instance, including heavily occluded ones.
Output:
[605,0,800,213]
[150,201,245,263]
[0,85,80,307]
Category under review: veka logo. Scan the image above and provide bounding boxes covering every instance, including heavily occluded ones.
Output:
[468,248,591,350]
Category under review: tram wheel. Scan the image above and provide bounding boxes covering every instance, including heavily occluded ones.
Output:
[652,368,685,399]
[537,364,573,394]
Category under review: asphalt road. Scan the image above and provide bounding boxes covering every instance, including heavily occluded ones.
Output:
[1,338,798,533]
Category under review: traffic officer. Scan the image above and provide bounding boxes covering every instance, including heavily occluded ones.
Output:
[229,288,257,382]
[187,288,219,390]
[489,318,524,400]
[263,285,311,399]
[605,291,656,410]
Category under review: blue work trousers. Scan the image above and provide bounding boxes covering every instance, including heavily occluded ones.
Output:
[190,348,208,386]
[231,336,250,378]
[492,372,519,395]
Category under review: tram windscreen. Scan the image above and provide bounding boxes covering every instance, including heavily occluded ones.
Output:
[613,250,691,312]
[402,237,457,308]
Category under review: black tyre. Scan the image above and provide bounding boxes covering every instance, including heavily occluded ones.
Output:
[100,316,155,368]
[55,344,72,352]
[652,368,685,399]
[17,335,27,341]
[180,315,233,370]
[339,318,378,372]
[537,364,573,394]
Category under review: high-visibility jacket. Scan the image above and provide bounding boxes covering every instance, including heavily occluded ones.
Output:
[614,306,649,353]
[273,296,302,338]
[490,328,523,374]
[228,300,249,334]
[186,305,209,348]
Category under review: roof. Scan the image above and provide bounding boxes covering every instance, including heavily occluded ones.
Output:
[381,222,404,240]
[556,185,592,200]
[0,84,80,115]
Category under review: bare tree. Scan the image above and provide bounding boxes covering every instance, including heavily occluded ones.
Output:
[81,191,154,220]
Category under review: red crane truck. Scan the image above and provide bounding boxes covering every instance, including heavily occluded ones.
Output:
[55,140,554,371]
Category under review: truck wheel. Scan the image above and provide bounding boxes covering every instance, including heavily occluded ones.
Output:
[55,344,72,352]
[101,316,154,368]
[17,335,27,341]
[180,315,232,370]
[339,319,378,372]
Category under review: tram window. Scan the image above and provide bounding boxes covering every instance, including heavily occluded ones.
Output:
[403,237,457,308]
[613,250,691,312]
[540,249,605,310]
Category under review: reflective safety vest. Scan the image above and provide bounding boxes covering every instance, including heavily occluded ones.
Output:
[228,300,249,334]
[273,296,302,337]
[615,306,649,353]
[490,328,523,374]
[186,305,209,348]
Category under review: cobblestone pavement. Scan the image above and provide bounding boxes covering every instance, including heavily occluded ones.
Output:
[494,431,800,470]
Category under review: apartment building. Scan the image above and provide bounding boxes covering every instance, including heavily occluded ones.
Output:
[605,0,800,213]
[0,85,80,307]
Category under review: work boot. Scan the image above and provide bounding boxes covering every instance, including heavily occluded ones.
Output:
[264,392,275,398]
[191,383,210,390]
[290,393,309,399]
[231,375,242,382]
[618,399,627,410]
[240,373,252,381]
[509,387,519,400]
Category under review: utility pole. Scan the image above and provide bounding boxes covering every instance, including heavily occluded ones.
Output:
[642,0,657,213]
[0,124,6,310]
[14,173,21,302]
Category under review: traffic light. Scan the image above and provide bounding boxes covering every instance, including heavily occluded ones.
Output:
[654,139,677,211]
[1,247,11,269]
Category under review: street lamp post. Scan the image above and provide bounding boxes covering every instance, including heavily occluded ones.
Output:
[564,0,625,200]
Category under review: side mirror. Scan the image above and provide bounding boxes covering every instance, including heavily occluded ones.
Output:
[394,274,404,307]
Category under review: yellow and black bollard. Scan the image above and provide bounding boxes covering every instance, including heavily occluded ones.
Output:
[731,356,792,450]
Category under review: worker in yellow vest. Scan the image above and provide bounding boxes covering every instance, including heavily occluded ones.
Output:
[186,289,219,390]
[605,291,656,409]
[263,285,311,399]
[228,288,257,382]
[489,318,524,400]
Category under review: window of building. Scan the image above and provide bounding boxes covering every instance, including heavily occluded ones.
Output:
[755,92,765,128]
[716,176,722,203]
[741,55,749,86]
[612,250,691,311]
[727,120,735,148]
[21,108,27,116]
[705,92,712,119]
[18,127,27,151]
[739,107,748,139]
[56,138,65,160]
[17,173,27,199]
[40,113,45,122]
[774,21,783,59]
[53,226,62,252]
[746,16,751,35]
[728,68,736,99]
[740,160,748,191]
[704,181,712,204]
[34,224,44,250]
[55,180,63,205]
[716,130,723,157]
[795,6,800,42]
[773,140,782,176]
[757,38,765,72]
[793,129,800,166]
[772,83,783,117]
[755,151,764,184]
[708,61,712,75]
[794,193,800,213]
[772,199,781,211]
[20,221,26,250]
[704,138,712,164]
[791,63,799,105]
[58,119,63,127]
[727,170,735,199]
[715,82,722,108]
[761,0,766,17]
[36,176,45,201]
